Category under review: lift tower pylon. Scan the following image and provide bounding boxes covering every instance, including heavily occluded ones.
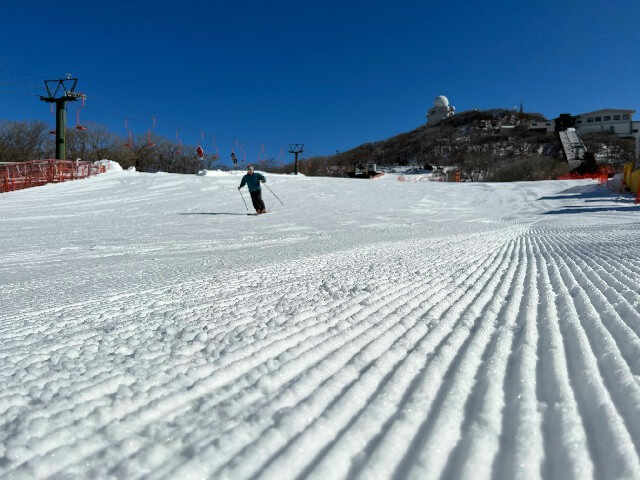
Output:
[40,76,84,160]
[288,144,304,175]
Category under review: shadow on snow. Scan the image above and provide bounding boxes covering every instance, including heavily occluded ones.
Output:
[543,205,640,215]
[178,212,249,216]
[539,184,639,214]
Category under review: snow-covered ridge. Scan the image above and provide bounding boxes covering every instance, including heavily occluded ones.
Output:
[95,159,123,172]
[197,168,305,177]
[1,172,639,479]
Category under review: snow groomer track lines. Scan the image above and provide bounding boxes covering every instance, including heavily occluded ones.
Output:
[1,171,639,479]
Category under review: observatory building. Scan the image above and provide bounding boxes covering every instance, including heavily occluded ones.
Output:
[427,95,455,124]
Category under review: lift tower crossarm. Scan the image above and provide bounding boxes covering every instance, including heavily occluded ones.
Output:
[288,143,304,175]
[40,77,84,160]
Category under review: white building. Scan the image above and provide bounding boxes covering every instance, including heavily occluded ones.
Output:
[528,120,556,133]
[574,109,639,137]
[528,109,640,139]
[427,95,455,124]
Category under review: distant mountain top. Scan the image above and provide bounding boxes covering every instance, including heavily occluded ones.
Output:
[283,109,634,181]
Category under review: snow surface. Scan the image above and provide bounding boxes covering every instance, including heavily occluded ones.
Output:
[1,170,640,479]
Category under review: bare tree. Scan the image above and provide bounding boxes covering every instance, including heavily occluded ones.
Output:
[201,152,220,170]
[254,157,281,172]
[65,127,89,161]
[0,121,49,162]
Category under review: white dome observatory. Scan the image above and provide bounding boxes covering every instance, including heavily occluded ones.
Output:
[427,94,455,124]
[434,95,449,107]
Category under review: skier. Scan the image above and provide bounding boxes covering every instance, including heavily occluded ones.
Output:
[231,152,238,169]
[238,165,267,214]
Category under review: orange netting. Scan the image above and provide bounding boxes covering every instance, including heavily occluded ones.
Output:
[0,159,107,193]
[556,165,613,184]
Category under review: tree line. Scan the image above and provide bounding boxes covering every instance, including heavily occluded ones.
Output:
[0,120,220,174]
[4,112,632,181]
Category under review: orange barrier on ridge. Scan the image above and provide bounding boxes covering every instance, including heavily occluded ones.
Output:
[556,173,609,183]
[555,173,608,182]
[0,159,107,193]
[556,165,614,184]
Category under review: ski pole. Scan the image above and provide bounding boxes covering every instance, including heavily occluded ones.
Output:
[265,183,284,206]
[238,188,249,211]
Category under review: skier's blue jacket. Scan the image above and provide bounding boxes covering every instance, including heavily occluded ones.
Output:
[239,172,266,192]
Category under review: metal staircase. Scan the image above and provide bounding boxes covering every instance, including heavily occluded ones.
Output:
[559,127,586,170]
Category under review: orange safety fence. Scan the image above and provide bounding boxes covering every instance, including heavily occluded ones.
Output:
[0,159,107,193]
[555,169,610,184]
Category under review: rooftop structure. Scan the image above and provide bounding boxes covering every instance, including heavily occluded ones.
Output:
[427,95,455,124]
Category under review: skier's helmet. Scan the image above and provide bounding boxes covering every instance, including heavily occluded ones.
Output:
[247,165,254,172]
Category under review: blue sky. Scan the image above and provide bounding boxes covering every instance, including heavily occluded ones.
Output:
[1,0,637,164]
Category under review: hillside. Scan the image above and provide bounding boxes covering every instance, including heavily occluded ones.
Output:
[2,170,640,478]
[291,109,636,180]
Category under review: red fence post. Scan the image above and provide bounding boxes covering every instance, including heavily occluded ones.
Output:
[0,169,7,193]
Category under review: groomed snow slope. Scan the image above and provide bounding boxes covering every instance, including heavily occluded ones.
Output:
[1,171,640,479]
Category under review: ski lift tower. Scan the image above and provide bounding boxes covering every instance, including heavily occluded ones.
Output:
[40,76,84,160]
[289,144,304,175]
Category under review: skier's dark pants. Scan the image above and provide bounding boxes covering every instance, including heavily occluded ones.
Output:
[250,190,265,211]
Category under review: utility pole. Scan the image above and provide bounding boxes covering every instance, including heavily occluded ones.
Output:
[289,144,304,175]
[40,76,84,160]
